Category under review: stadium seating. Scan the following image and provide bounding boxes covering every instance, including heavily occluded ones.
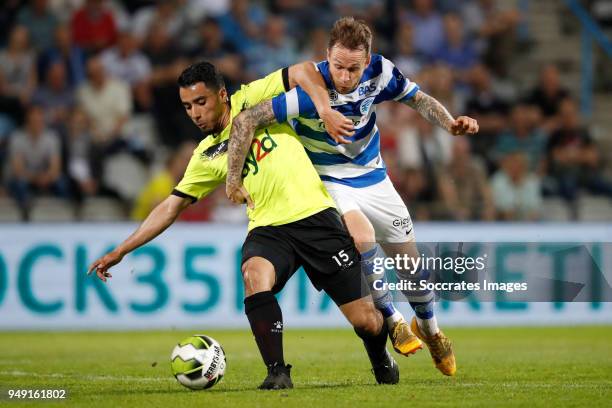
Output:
[0,197,22,222]
[29,198,77,222]
[540,198,571,221]
[80,197,128,222]
[102,153,150,201]
[578,196,612,221]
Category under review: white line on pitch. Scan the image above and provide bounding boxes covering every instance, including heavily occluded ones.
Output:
[0,370,174,383]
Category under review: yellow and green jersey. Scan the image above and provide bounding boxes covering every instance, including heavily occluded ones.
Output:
[173,68,336,231]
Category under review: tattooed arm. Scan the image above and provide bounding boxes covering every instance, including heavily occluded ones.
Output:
[404,90,479,136]
[226,99,277,206]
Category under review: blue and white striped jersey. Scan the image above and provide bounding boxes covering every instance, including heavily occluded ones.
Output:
[271,54,420,188]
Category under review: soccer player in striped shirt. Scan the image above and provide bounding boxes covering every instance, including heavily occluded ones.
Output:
[226,17,479,376]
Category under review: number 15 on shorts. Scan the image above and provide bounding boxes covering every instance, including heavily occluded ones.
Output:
[332,250,352,268]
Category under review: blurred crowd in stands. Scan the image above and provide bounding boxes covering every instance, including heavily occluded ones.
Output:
[0,0,611,223]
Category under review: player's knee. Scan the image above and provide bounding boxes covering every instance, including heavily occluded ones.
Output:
[349,226,376,251]
[352,227,375,247]
[242,259,275,296]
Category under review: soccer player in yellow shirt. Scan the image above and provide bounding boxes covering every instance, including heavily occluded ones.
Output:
[88,61,399,389]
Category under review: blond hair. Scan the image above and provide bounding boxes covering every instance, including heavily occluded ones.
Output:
[328,17,372,54]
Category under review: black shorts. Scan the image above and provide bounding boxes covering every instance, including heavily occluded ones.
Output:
[241,208,368,306]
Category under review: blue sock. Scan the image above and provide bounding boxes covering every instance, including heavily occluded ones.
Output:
[361,245,403,324]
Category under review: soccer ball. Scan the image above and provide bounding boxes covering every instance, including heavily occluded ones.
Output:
[171,334,226,390]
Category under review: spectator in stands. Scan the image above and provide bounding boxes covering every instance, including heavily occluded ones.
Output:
[189,17,242,92]
[39,24,87,88]
[218,0,266,53]
[465,64,509,167]
[131,0,186,43]
[433,13,478,73]
[246,16,298,79]
[461,0,521,75]
[526,64,570,133]
[184,0,230,22]
[131,141,195,221]
[16,0,59,51]
[47,0,82,22]
[246,14,298,79]
[332,0,384,31]
[425,63,464,116]
[6,105,68,218]
[545,98,612,214]
[299,26,328,63]
[70,0,118,53]
[396,167,436,220]
[0,1,24,46]
[494,103,546,172]
[144,22,197,146]
[0,25,37,105]
[66,107,97,200]
[399,0,444,59]
[0,69,24,136]
[397,114,453,171]
[0,68,20,184]
[491,151,541,221]
[271,0,332,36]
[76,55,132,181]
[32,60,75,130]
[396,115,453,219]
[391,24,425,79]
[100,29,151,86]
[77,56,131,144]
[100,29,152,111]
[439,137,495,220]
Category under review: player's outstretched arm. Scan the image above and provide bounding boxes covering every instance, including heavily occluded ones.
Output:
[404,90,479,136]
[226,100,277,205]
[288,62,354,143]
[87,195,192,282]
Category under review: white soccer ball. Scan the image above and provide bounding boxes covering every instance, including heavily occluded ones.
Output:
[170,334,226,390]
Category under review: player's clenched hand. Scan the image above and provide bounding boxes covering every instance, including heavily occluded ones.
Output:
[450,116,479,136]
[226,183,255,209]
[320,108,354,144]
[87,250,123,283]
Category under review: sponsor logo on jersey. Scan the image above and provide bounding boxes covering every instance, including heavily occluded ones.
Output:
[200,140,229,160]
[360,97,374,114]
[328,89,338,102]
[242,129,278,177]
[358,82,377,96]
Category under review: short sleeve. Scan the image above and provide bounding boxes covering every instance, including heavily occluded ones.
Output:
[173,153,223,202]
[237,67,290,110]
[376,56,420,103]
[271,86,317,123]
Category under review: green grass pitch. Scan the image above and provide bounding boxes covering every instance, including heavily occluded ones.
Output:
[0,326,610,407]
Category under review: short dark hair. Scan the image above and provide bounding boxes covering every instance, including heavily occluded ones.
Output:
[328,17,372,54]
[177,61,225,90]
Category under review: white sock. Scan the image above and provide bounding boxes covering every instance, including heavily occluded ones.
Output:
[417,316,440,337]
[385,310,403,328]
